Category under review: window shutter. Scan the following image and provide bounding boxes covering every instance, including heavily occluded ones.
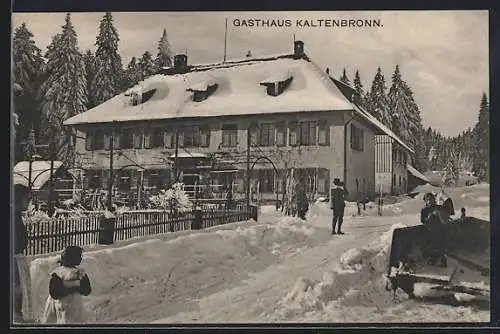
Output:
[289,121,298,146]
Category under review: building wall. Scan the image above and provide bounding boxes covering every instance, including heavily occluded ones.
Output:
[391,143,409,195]
[73,110,348,198]
[345,117,376,201]
[375,135,393,195]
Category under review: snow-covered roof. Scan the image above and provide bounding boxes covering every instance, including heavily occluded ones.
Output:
[260,70,293,84]
[63,54,354,126]
[331,78,414,154]
[187,78,219,92]
[407,164,430,182]
[13,160,64,190]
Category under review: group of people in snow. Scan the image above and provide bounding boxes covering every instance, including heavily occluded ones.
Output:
[13,184,92,324]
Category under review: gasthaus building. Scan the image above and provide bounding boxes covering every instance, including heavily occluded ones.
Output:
[63,41,413,202]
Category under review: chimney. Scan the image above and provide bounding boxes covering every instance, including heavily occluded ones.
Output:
[174,54,188,74]
[293,40,304,59]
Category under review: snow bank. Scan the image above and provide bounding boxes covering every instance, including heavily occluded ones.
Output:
[28,214,317,323]
[275,223,407,320]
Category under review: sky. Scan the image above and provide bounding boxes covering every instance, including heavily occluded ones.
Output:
[12,11,489,137]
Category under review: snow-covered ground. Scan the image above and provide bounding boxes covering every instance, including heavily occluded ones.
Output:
[27,184,490,324]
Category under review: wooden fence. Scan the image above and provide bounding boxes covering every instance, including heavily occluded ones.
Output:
[24,207,252,256]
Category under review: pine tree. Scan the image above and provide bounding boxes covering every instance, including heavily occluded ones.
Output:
[388,65,423,149]
[83,50,97,109]
[472,93,490,181]
[442,151,459,186]
[138,51,157,80]
[12,23,45,158]
[92,12,123,105]
[366,67,391,127]
[155,28,173,69]
[353,69,366,107]
[339,68,350,85]
[38,13,87,165]
[123,56,142,89]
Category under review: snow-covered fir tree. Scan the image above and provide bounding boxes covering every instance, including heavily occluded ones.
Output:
[12,22,45,159]
[38,13,87,165]
[339,68,350,85]
[138,51,157,80]
[442,151,459,186]
[353,69,366,107]
[155,28,173,69]
[123,56,142,89]
[366,67,391,127]
[92,12,123,105]
[83,50,97,109]
[472,93,489,181]
[388,65,423,149]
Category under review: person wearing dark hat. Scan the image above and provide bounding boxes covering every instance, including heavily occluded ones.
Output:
[13,184,29,322]
[42,246,92,324]
[330,178,347,234]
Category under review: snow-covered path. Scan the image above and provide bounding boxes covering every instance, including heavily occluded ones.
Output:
[152,214,413,323]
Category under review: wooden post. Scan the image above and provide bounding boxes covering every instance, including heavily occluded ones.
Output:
[107,122,116,211]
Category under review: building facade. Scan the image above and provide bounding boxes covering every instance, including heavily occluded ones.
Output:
[64,41,409,204]
[374,135,411,195]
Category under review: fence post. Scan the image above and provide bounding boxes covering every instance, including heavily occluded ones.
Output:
[98,211,116,245]
[250,204,258,222]
[192,208,203,230]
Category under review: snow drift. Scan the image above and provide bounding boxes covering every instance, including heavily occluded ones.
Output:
[28,215,318,323]
[275,223,406,321]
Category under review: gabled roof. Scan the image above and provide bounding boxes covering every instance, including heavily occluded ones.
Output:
[64,53,354,126]
[331,78,414,154]
[13,160,64,190]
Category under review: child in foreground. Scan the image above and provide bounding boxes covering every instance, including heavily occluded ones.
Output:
[42,246,92,324]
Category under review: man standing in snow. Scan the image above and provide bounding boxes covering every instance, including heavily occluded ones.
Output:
[330,178,347,234]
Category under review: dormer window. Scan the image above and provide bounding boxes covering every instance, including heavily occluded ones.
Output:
[125,88,157,106]
[260,71,293,96]
[187,79,219,102]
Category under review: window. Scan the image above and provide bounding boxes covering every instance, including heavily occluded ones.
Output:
[200,125,210,147]
[249,122,258,146]
[276,122,286,147]
[399,175,402,187]
[182,125,210,148]
[117,170,133,191]
[164,131,175,149]
[289,121,298,146]
[92,129,104,150]
[350,124,364,151]
[318,120,329,146]
[143,128,152,149]
[300,121,316,146]
[152,127,164,148]
[259,123,275,147]
[121,128,133,149]
[222,124,238,148]
[133,129,143,149]
[393,174,396,186]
